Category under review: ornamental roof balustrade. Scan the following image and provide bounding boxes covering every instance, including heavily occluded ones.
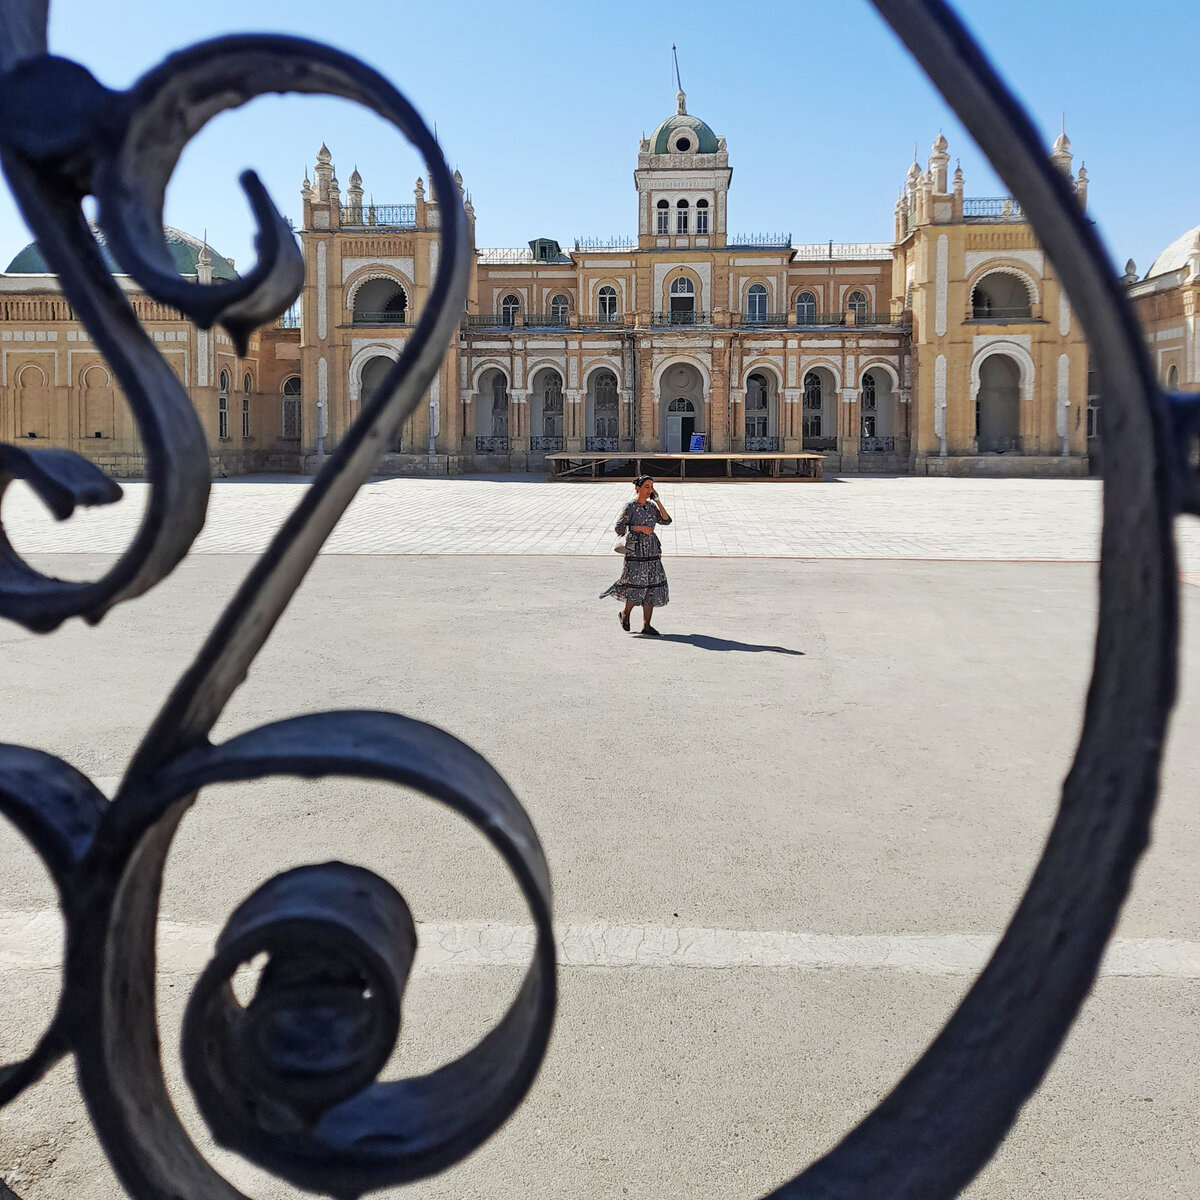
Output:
[573,236,635,251]
[478,246,570,264]
[0,1,1191,1198]
[727,232,792,248]
[340,202,417,228]
[963,195,1026,220]
[791,240,894,260]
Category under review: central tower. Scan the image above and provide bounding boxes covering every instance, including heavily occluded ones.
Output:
[634,89,731,250]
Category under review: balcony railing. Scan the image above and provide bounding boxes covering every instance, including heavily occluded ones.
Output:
[792,241,893,260]
[466,314,516,328]
[580,312,623,328]
[802,435,838,451]
[341,203,416,229]
[860,436,896,453]
[585,436,619,451]
[970,306,1034,320]
[573,236,635,252]
[530,435,563,452]
[523,313,571,329]
[352,310,407,325]
[963,196,1025,221]
[741,312,789,327]
[475,436,510,453]
[856,311,905,326]
[478,247,535,264]
[797,311,848,326]
[275,305,300,329]
[745,436,780,451]
[728,232,792,248]
[652,310,711,327]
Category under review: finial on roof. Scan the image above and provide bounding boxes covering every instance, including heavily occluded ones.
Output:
[932,132,948,154]
[349,165,362,186]
[317,143,331,163]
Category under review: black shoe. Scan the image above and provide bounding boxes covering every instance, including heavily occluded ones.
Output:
[641,624,661,636]
[620,611,631,631]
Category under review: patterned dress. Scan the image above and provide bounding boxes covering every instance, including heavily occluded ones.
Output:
[600,500,672,607]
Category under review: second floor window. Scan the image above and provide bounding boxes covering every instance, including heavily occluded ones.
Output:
[242,373,252,438]
[550,293,570,324]
[796,291,816,324]
[281,376,301,439]
[696,198,709,235]
[598,285,618,322]
[747,284,768,323]
[656,199,669,235]
[676,199,689,235]
[846,290,868,321]
[501,293,521,326]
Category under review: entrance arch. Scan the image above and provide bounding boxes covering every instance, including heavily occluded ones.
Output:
[359,354,409,450]
[976,354,1021,452]
[801,367,837,448]
[657,361,706,450]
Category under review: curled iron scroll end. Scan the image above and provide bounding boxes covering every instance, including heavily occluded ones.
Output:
[0,443,123,521]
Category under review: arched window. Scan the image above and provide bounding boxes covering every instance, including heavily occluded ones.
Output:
[281,376,301,439]
[696,198,709,235]
[746,372,769,438]
[1167,364,1180,390]
[796,291,816,325]
[598,285,618,323]
[352,278,407,324]
[593,370,619,439]
[656,199,669,236]
[803,370,823,437]
[218,369,229,439]
[242,372,252,438]
[501,293,521,326]
[860,372,877,437]
[491,372,508,436]
[746,283,768,324]
[676,198,689,235]
[669,275,695,323]
[971,272,1032,320]
[550,293,570,324]
[846,290,868,321]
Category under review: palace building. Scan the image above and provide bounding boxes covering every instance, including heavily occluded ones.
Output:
[1,92,1196,478]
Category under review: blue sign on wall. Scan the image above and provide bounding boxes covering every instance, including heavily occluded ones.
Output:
[688,433,707,453]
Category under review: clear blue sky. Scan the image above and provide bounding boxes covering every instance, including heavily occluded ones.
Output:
[2,0,1196,278]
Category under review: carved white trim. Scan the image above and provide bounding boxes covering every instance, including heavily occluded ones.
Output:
[934,354,947,454]
[798,357,843,389]
[964,257,1042,304]
[1058,291,1071,336]
[344,268,413,310]
[935,235,948,337]
[858,360,901,390]
[342,256,414,283]
[317,356,329,436]
[348,342,403,405]
[1056,353,1070,450]
[963,248,1043,275]
[653,262,711,310]
[970,339,1036,407]
[316,242,328,340]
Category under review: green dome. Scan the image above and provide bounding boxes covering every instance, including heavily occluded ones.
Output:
[649,113,719,155]
[5,224,238,281]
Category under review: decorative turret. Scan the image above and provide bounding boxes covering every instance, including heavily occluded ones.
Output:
[452,168,464,196]
[1122,259,1139,286]
[1050,124,1073,179]
[196,238,213,285]
[952,159,964,218]
[1074,162,1088,211]
[929,132,950,192]
[300,171,311,202]
[314,142,333,202]
[346,166,363,216]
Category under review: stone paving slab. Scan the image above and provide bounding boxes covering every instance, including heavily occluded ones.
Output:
[10,473,1198,564]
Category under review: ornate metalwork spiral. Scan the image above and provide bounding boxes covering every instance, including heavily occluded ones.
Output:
[0,0,1190,1197]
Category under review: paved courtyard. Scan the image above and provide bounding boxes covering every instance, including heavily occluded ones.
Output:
[0,476,1197,1199]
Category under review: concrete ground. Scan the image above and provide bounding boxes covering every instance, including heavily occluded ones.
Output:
[0,476,1197,1198]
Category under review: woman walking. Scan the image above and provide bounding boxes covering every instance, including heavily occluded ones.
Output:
[601,475,672,635]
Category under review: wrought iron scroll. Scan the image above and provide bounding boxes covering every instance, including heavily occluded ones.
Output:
[0,3,555,1198]
[0,1,1190,1198]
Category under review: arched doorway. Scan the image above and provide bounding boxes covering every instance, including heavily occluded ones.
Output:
[744,371,778,450]
[353,278,407,325]
[531,367,564,452]
[360,355,408,450]
[475,368,510,452]
[859,368,896,452]
[586,369,620,450]
[801,368,837,449]
[971,272,1032,320]
[976,355,1021,452]
[658,362,705,450]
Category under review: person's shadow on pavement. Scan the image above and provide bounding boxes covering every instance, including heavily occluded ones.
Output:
[642,633,804,655]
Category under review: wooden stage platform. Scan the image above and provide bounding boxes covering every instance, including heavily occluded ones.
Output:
[546,451,825,481]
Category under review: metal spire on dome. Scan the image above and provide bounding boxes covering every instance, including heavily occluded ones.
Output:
[672,44,686,114]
